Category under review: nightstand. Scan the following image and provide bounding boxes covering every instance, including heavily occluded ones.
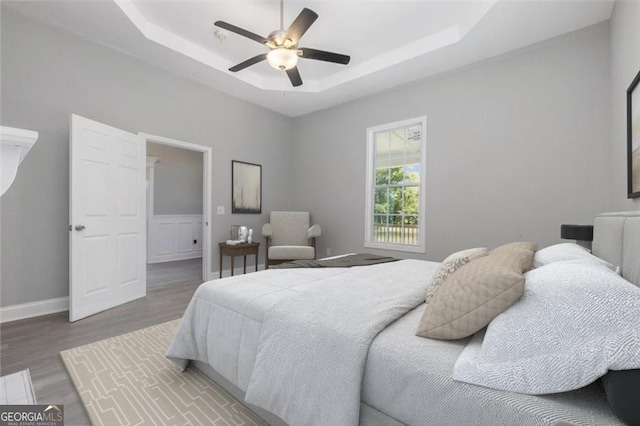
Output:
[219,242,260,278]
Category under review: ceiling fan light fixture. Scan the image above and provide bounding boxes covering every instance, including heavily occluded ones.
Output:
[216,7,349,86]
[267,48,299,70]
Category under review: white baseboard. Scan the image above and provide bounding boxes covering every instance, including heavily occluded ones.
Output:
[0,265,262,323]
[147,252,203,264]
[0,296,69,324]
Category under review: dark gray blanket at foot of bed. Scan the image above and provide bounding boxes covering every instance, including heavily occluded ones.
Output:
[272,253,399,269]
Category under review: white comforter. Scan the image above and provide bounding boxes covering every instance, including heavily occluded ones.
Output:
[167,259,439,425]
[166,267,353,390]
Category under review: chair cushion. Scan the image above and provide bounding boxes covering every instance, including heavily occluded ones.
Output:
[269,246,315,260]
[270,211,310,246]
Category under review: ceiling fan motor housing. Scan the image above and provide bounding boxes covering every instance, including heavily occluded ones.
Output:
[267,30,296,49]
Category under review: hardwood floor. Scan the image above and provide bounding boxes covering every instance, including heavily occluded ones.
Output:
[0,280,202,425]
[147,257,203,289]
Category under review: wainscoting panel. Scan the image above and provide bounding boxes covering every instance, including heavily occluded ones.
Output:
[148,214,203,263]
[177,221,194,253]
[156,223,174,255]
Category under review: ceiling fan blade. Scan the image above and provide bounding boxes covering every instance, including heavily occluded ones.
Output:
[214,21,268,44]
[299,48,350,65]
[229,54,267,72]
[285,8,318,43]
[286,67,303,87]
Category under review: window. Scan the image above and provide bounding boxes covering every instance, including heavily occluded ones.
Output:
[364,117,426,253]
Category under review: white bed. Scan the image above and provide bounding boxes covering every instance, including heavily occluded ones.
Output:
[167,211,640,426]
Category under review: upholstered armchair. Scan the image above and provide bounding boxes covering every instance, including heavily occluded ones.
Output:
[262,211,321,268]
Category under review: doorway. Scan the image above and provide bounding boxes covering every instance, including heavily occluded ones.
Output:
[140,133,212,286]
[69,116,213,322]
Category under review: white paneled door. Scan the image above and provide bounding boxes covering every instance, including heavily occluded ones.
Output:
[69,115,146,322]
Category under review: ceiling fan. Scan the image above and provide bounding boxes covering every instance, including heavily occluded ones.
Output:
[214,1,350,87]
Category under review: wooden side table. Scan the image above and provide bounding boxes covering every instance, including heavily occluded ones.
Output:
[219,242,260,278]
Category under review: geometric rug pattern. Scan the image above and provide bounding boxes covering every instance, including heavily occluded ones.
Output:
[61,320,266,426]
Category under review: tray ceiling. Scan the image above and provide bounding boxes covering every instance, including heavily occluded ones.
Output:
[4,0,614,117]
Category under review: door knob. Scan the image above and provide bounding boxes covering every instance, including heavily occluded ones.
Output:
[75,225,86,231]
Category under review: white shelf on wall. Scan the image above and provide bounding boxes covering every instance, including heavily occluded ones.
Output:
[1,126,39,196]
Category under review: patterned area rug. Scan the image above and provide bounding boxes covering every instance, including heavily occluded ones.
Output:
[61,320,265,426]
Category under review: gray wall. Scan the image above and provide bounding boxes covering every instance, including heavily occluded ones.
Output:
[1,3,635,309]
[147,142,203,215]
[609,0,640,211]
[0,7,293,307]
[292,23,612,262]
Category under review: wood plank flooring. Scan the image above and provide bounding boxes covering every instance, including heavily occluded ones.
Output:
[0,276,203,425]
[147,258,203,289]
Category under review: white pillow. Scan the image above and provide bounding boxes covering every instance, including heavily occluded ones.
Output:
[453,261,640,394]
[533,243,617,272]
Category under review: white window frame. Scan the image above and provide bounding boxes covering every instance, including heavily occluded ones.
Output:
[364,116,427,253]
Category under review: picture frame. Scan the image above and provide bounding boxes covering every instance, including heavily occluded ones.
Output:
[627,69,640,198]
[232,160,262,213]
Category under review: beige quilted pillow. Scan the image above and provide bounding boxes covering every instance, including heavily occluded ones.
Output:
[424,248,488,304]
[491,241,538,256]
[416,250,533,340]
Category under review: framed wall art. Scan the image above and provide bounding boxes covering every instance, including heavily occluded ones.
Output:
[232,160,262,213]
[627,69,640,198]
